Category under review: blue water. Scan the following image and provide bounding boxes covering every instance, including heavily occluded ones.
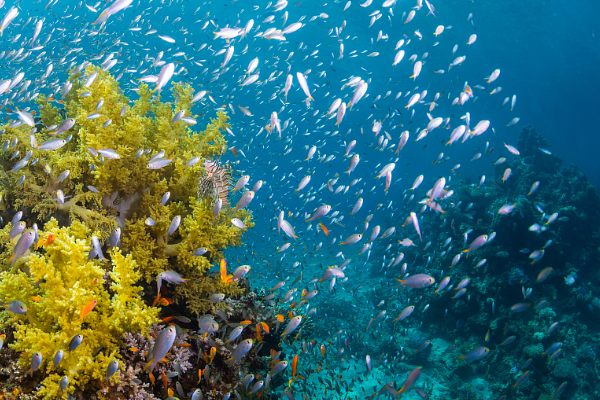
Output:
[2,0,599,398]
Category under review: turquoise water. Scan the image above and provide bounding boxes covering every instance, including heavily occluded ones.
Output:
[1,0,600,399]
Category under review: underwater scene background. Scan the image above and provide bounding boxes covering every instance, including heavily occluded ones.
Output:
[0,0,598,399]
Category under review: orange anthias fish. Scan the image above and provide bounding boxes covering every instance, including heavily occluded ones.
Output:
[259,322,270,334]
[220,259,234,283]
[276,314,285,322]
[288,354,299,387]
[81,300,97,321]
[158,298,172,306]
[37,233,56,248]
[240,320,253,326]
[231,148,238,156]
[319,223,329,236]
[256,324,265,343]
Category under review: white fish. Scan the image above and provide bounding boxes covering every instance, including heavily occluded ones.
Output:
[155,63,175,94]
[296,72,313,100]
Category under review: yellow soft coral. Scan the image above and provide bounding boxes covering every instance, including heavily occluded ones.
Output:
[0,66,254,396]
[0,219,159,399]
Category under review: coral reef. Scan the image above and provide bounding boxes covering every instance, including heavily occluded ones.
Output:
[365,125,600,400]
[0,66,259,398]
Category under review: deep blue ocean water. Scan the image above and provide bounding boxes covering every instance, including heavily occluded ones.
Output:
[1,0,599,398]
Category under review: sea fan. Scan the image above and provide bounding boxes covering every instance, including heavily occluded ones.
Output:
[198,159,234,206]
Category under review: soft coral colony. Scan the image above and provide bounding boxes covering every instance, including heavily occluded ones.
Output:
[0,65,254,398]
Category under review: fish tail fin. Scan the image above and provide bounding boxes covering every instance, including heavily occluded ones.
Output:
[143,358,155,372]
[457,355,466,360]
[7,254,15,263]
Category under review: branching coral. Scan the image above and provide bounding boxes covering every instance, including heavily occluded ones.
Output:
[0,219,160,398]
[0,66,254,397]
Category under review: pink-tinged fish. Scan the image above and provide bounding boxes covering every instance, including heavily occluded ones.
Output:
[455,278,470,291]
[368,226,381,243]
[227,339,253,365]
[296,176,311,191]
[470,120,490,136]
[410,212,422,241]
[280,220,298,240]
[447,125,466,145]
[501,168,512,182]
[528,181,540,196]
[396,274,435,289]
[498,203,516,215]
[510,302,531,314]
[233,265,251,280]
[296,72,313,101]
[551,382,567,399]
[232,175,250,192]
[154,62,175,94]
[411,175,424,190]
[306,205,331,222]
[350,198,363,215]
[504,143,520,155]
[346,154,360,174]
[396,131,410,153]
[340,233,362,245]
[198,315,219,333]
[427,178,445,203]
[166,215,181,238]
[512,371,530,388]
[37,138,67,151]
[392,305,415,322]
[233,191,255,211]
[462,234,488,255]
[232,218,247,229]
[144,326,177,372]
[452,288,466,299]
[281,316,302,338]
[435,277,451,294]
[546,322,559,335]
[28,352,42,377]
[157,270,188,293]
[529,249,545,264]
[8,230,35,264]
[147,157,174,169]
[537,267,553,283]
[398,238,415,247]
[397,367,422,395]
[499,336,516,346]
[318,267,345,282]
[213,199,222,219]
[457,346,489,363]
[335,102,346,125]
[8,221,25,240]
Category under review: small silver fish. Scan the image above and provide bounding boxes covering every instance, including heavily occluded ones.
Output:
[231,218,247,229]
[3,300,27,314]
[59,376,68,392]
[105,360,118,381]
[144,326,177,372]
[8,221,25,240]
[193,247,208,256]
[161,192,170,206]
[52,350,63,370]
[166,215,181,238]
[29,352,42,377]
[109,228,121,248]
[157,270,188,292]
[68,334,83,352]
[10,230,35,263]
